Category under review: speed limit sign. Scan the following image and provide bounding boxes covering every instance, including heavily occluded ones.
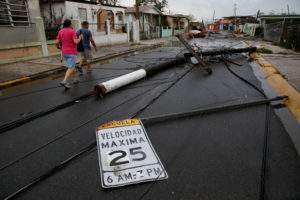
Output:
[96,119,168,188]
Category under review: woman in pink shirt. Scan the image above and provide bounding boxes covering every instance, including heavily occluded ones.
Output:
[55,19,82,89]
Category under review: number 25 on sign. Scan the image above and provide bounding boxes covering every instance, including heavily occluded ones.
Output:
[96,119,168,188]
[107,147,146,166]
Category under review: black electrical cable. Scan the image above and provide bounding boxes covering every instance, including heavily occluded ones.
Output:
[133,65,194,118]
[3,142,97,200]
[0,60,182,133]
[259,104,271,200]
[222,57,243,66]
[0,91,94,134]
[2,66,193,200]
[2,48,275,199]
[221,56,273,200]
[0,74,173,102]
[0,69,184,171]
[136,120,195,200]
[125,79,176,90]
[3,60,281,199]
[0,74,124,102]
[141,96,286,125]
[0,78,175,137]
[91,66,138,70]
[136,98,282,200]
[0,50,185,102]
[222,57,267,98]
[0,83,167,172]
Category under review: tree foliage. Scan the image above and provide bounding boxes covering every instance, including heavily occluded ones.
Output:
[153,0,168,11]
[139,0,168,11]
[99,0,119,6]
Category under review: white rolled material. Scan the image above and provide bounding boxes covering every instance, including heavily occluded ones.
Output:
[100,69,147,94]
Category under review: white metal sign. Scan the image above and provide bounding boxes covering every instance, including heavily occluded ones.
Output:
[96,119,168,188]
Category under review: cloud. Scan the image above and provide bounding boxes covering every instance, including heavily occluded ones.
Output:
[120,0,300,21]
[167,0,299,20]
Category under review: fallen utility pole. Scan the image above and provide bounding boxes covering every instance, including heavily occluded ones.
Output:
[94,58,185,96]
[176,34,213,74]
[93,45,257,97]
[94,39,257,97]
[142,95,288,125]
[183,46,257,57]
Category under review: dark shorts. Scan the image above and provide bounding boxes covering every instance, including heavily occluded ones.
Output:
[80,49,93,61]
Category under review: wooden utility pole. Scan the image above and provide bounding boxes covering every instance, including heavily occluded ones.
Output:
[135,0,140,20]
[234,3,237,30]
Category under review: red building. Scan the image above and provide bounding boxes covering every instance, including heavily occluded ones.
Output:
[207,20,220,32]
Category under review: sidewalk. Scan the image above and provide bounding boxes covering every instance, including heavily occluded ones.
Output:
[0,39,167,89]
[244,40,300,122]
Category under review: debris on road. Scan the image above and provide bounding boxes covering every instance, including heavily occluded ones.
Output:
[0,33,299,200]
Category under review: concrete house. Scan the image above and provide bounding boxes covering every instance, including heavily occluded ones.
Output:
[126,5,163,39]
[125,5,189,39]
[0,0,49,61]
[168,14,189,34]
[40,0,129,45]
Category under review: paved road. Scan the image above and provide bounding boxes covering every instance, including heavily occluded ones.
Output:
[0,36,299,200]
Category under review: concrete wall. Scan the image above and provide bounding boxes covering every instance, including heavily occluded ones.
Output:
[41,1,126,33]
[40,2,66,26]
[0,41,58,63]
[93,33,128,46]
[0,0,41,45]
[161,27,172,37]
[0,24,38,46]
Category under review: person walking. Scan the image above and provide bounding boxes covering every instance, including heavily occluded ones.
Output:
[76,21,97,74]
[55,19,82,89]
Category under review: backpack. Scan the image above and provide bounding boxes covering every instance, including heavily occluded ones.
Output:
[77,29,84,52]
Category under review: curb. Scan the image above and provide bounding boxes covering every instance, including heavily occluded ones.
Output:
[248,49,300,123]
[0,43,163,90]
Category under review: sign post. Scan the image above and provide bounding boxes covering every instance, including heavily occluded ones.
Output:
[96,119,168,188]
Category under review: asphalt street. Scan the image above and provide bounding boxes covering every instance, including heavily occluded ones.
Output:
[0,38,299,200]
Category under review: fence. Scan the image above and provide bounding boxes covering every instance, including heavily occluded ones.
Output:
[161,27,172,37]
[87,22,129,46]
[283,24,300,50]
[77,22,127,34]
[243,23,259,37]
[264,21,284,43]
[174,28,185,36]
[140,27,187,39]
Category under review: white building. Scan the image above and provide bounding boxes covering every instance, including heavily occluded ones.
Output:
[40,0,129,45]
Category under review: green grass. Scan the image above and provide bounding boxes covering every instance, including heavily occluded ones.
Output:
[257,47,273,54]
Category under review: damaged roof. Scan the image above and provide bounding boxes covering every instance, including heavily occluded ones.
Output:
[125,5,163,15]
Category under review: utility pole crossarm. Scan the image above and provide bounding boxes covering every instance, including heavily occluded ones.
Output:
[176,34,212,74]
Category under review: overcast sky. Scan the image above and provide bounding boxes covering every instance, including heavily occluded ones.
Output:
[121,0,300,21]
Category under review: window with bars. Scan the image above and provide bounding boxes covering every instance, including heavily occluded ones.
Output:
[0,0,30,26]
[78,8,87,22]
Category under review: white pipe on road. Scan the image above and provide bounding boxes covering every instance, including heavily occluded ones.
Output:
[94,69,147,96]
